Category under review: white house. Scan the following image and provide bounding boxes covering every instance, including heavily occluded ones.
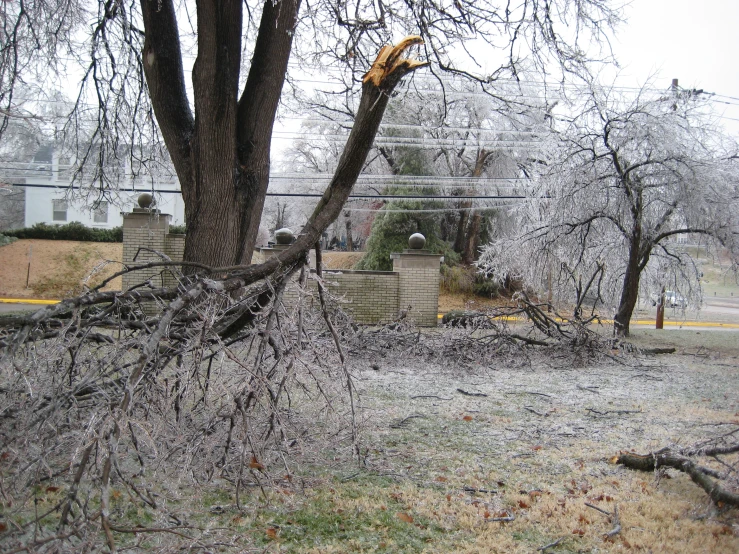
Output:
[1,146,186,229]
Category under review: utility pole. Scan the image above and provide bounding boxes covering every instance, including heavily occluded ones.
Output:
[671,78,679,110]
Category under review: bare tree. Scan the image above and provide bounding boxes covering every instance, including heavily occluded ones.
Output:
[480,82,739,335]
[1,0,621,267]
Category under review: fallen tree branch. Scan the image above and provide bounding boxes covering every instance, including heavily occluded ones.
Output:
[617,450,739,507]
[537,537,565,551]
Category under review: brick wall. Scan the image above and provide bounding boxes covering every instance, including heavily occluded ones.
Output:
[322,270,400,324]
[121,219,441,326]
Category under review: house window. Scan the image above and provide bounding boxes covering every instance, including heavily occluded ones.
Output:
[52,199,68,222]
[93,201,108,224]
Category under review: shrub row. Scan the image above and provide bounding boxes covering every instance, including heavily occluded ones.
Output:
[4,222,123,242]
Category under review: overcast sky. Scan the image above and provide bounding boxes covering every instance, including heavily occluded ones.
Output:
[610,0,739,129]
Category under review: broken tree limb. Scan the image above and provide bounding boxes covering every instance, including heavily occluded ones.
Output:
[456,388,488,397]
[605,505,622,537]
[617,450,739,508]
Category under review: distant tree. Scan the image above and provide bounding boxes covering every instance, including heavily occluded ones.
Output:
[0,185,24,230]
[480,83,739,336]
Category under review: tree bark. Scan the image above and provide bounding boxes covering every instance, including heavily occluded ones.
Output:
[613,187,650,336]
[345,214,353,251]
[461,149,492,263]
[141,0,301,269]
[613,237,641,336]
[453,207,470,254]
[462,212,482,264]
[618,450,739,508]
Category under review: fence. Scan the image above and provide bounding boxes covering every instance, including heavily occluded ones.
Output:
[122,209,441,326]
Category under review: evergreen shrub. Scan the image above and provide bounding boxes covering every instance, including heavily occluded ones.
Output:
[4,222,123,242]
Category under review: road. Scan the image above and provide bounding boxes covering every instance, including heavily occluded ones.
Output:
[1,296,738,328]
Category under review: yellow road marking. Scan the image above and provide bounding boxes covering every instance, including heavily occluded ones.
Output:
[0,298,60,305]
[437,313,739,329]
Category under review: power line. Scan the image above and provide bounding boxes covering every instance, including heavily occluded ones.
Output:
[8,182,527,201]
[345,205,517,213]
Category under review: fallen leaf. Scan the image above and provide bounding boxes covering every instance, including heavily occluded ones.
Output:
[529,491,542,499]
[579,514,590,524]
[532,445,543,451]
[250,456,265,471]
[265,528,278,540]
[45,486,60,493]
[435,476,448,482]
[518,500,530,509]
[446,495,451,502]
[484,510,491,518]
[397,512,414,523]
[463,415,473,421]
[0,522,6,532]
[572,528,585,536]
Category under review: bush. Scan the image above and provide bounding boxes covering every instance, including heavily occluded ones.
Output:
[440,265,475,294]
[355,201,459,271]
[472,274,500,298]
[4,222,123,242]
[440,264,501,298]
[0,233,18,247]
[169,224,187,235]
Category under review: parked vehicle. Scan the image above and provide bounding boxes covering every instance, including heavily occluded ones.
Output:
[651,290,687,308]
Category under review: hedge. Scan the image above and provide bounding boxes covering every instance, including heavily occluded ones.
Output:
[4,222,123,242]
[0,233,18,247]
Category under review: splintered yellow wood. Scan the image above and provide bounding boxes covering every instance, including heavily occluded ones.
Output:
[362,36,427,86]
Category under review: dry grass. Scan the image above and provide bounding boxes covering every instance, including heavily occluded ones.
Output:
[0,241,364,299]
[0,239,123,298]
[317,342,739,553]
[136,335,738,553]
[322,251,366,269]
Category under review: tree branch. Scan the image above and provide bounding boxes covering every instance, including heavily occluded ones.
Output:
[140,0,194,178]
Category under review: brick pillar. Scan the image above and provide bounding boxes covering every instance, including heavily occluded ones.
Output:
[391,250,442,327]
[122,209,171,291]
[163,233,186,288]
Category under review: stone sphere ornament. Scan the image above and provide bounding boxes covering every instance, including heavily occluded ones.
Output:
[274,228,294,245]
[137,193,155,209]
[408,233,426,249]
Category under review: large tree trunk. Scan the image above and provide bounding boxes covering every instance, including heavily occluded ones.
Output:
[143,10,427,272]
[141,0,301,269]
